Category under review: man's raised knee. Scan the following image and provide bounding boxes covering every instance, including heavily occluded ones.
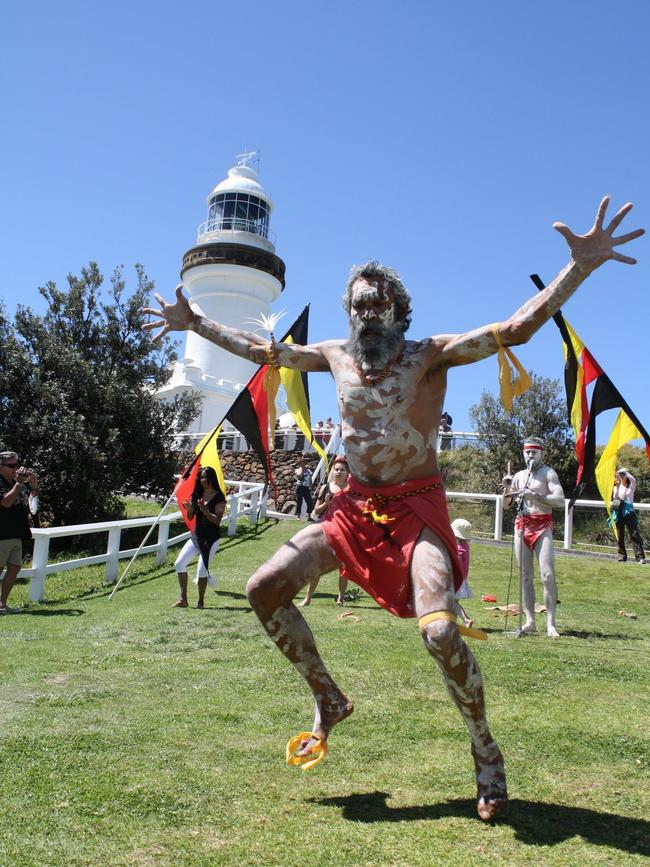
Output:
[420,618,458,656]
[246,570,269,607]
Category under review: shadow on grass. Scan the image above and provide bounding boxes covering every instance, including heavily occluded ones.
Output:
[561,628,643,641]
[19,607,85,617]
[314,792,649,855]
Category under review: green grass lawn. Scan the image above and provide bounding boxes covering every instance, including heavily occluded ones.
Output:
[2,522,649,866]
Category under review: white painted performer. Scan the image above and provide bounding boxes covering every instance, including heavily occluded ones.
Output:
[502,437,564,638]
[144,196,643,821]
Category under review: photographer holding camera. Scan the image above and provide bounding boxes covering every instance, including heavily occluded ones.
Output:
[611,468,646,564]
[0,451,39,613]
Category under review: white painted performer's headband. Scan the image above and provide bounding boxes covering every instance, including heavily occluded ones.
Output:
[523,444,544,450]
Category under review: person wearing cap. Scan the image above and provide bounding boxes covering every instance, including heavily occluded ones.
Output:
[502,438,564,638]
[0,451,39,613]
[451,518,474,628]
[611,468,646,564]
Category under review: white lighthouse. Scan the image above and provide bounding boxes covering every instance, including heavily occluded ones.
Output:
[158,153,286,435]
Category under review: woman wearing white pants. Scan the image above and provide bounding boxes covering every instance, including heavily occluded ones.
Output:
[174,466,226,608]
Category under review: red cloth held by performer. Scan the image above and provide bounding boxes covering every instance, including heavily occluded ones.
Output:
[320,475,464,618]
[515,513,554,550]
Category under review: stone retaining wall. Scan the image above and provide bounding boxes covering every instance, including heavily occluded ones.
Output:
[219,449,321,512]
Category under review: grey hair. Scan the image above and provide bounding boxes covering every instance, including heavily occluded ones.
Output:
[343,260,412,329]
[0,451,18,465]
[523,436,545,449]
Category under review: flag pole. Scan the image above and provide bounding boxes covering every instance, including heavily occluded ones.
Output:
[108,476,186,601]
[109,304,315,598]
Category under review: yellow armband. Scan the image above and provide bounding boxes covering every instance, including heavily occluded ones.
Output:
[418,610,488,641]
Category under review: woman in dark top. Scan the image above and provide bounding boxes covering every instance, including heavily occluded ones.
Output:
[173,466,226,608]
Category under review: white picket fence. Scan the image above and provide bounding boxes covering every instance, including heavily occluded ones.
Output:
[19,480,267,603]
[17,486,649,603]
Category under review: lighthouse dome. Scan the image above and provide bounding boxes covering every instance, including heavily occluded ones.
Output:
[207,165,272,208]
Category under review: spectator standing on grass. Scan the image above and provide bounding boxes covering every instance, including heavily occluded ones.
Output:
[611,468,646,564]
[294,456,314,520]
[299,456,350,606]
[174,466,226,609]
[451,518,474,629]
[0,451,39,614]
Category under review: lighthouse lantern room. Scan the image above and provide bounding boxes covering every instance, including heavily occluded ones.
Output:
[158,153,286,438]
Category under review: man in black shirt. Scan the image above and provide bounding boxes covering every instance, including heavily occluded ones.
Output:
[0,451,39,613]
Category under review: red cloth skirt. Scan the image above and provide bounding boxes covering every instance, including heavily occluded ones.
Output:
[320,475,464,618]
[515,513,554,550]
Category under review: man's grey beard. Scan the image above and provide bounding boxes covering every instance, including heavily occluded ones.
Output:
[348,320,406,369]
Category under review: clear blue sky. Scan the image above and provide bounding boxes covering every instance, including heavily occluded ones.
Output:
[3,0,649,438]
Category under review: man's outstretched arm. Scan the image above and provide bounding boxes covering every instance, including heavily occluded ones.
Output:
[142,285,330,371]
[440,196,644,367]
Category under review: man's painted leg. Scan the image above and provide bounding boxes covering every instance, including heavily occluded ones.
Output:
[421,619,508,819]
[246,524,353,749]
[413,528,507,820]
[537,532,559,637]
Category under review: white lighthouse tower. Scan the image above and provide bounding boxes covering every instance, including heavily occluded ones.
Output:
[158,153,286,435]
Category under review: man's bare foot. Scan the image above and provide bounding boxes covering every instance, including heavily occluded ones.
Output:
[298,597,311,608]
[172,599,188,608]
[520,621,537,634]
[547,625,560,638]
[472,744,508,821]
[297,693,354,756]
[336,596,344,606]
[197,601,205,609]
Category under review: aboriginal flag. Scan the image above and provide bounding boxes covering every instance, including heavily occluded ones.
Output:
[530,274,650,505]
[176,305,326,525]
[224,305,327,489]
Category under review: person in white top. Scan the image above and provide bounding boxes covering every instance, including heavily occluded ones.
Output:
[611,468,646,564]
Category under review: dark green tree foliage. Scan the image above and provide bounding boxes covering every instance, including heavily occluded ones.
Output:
[469,375,577,494]
[0,264,200,524]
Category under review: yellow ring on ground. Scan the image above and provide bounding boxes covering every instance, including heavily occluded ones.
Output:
[286,732,329,770]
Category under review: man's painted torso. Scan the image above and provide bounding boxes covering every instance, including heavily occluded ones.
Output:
[323,338,447,486]
[510,465,556,516]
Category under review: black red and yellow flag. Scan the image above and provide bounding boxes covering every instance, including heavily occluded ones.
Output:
[176,305,325,527]
[530,274,650,506]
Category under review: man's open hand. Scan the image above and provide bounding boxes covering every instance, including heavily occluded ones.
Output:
[553,196,644,274]
[142,285,197,342]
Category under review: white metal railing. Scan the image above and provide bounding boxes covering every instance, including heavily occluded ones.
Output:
[20,483,644,604]
[175,426,338,454]
[177,428,477,455]
[18,479,266,603]
[437,431,480,450]
[446,492,650,554]
[446,491,504,541]
[562,498,650,551]
[197,217,276,245]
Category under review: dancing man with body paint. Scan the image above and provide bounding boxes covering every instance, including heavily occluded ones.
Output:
[502,438,564,638]
[144,197,643,821]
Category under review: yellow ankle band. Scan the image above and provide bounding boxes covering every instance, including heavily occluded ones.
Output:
[418,610,488,641]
